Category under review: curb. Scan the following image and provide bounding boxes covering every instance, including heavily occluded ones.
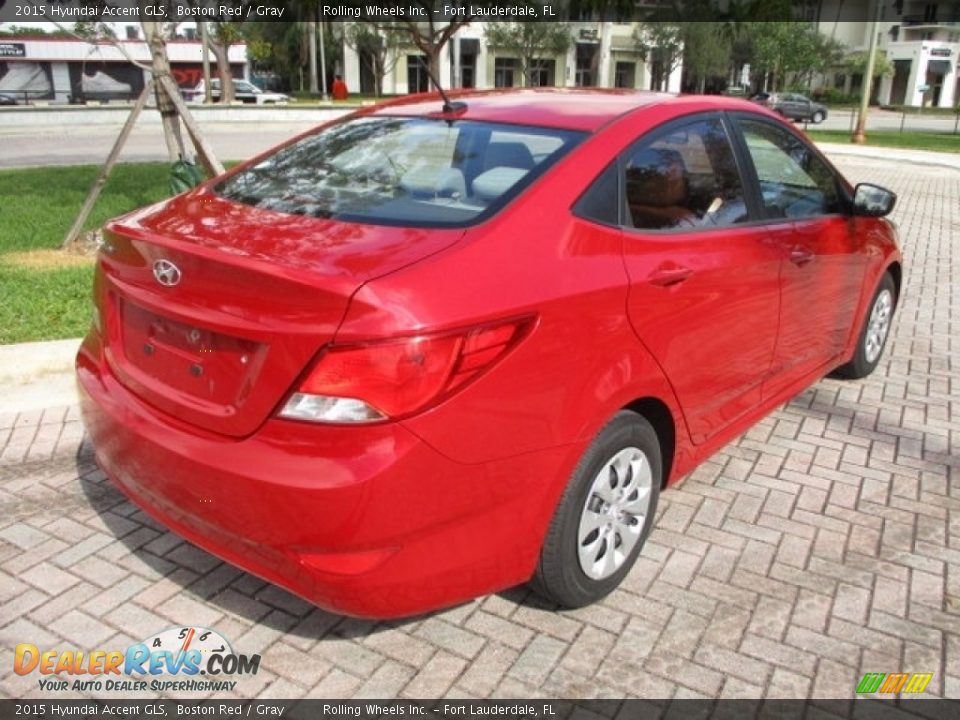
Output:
[815,141,960,171]
[0,338,81,414]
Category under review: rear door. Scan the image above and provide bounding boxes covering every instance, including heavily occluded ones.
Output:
[618,114,783,444]
[730,115,866,396]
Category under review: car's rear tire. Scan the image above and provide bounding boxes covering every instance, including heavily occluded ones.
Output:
[834,272,896,380]
[812,110,826,124]
[531,411,661,608]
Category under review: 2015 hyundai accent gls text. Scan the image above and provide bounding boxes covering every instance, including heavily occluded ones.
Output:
[77,89,902,618]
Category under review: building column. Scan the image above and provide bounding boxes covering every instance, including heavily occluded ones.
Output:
[597,23,613,88]
[50,62,71,103]
[876,73,893,105]
[937,60,956,107]
[439,42,452,90]
[562,45,576,87]
[343,39,360,94]
[906,51,925,107]
[476,28,489,89]
[667,60,683,93]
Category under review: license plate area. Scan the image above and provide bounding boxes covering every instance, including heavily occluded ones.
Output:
[117,298,263,407]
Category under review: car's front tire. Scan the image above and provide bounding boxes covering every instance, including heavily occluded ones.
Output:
[812,110,826,124]
[531,411,661,608]
[835,272,897,379]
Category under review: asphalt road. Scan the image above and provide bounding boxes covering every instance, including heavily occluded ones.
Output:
[0,108,956,169]
[813,107,959,134]
[0,121,321,168]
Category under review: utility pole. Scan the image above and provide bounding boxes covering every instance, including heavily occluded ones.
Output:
[852,0,881,144]
[308,19,319,94]
[319,19,329,101]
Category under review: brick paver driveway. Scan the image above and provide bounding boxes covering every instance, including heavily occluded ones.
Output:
[0,155,956,700]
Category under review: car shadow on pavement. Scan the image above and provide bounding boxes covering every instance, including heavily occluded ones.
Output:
[74,440,543,640]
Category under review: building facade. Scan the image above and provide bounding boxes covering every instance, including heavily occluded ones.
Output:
[0,33,247,104]
[817,0,958,108]
[341,22,684,97]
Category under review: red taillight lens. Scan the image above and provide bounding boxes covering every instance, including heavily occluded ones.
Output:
[280,317,533,424]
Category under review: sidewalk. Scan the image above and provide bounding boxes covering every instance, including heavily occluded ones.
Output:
[0,338,80,414]
[815,141,960,171]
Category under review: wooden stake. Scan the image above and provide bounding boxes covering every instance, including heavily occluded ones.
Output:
[159,75,225,176]
[61,82,152,250]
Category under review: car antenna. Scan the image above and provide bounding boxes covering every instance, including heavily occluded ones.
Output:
[419,57,467,115]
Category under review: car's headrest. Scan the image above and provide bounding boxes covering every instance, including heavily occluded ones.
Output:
[483,142,535,170]
[400,167,467,199]
[472,167,527,202]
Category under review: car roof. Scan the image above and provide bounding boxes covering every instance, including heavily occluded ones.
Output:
[364,88,773,132]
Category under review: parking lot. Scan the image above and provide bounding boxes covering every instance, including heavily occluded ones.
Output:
[0,153,956,700]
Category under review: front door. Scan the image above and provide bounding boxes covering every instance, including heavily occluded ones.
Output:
[619,115,782,444]
[732,116,866,395]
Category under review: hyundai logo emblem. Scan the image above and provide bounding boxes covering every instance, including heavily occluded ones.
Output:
[153,259,182,287]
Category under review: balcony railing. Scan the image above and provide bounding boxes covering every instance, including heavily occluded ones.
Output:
[902,14,960,26]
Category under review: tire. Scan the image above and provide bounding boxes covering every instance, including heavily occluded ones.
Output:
[531,411,661,608]
[812,110,826,124]
[834,272,896,380]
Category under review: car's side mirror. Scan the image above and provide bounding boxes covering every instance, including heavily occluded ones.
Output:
[852,183,896,217]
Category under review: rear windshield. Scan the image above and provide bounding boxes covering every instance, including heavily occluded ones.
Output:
[216,116,585,226]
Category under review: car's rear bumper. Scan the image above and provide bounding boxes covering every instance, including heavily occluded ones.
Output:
[76,331,574,618]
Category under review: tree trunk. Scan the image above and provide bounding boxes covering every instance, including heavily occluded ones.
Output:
[142,21,185,161]
[426,46,441,89]
[208,40,234,103]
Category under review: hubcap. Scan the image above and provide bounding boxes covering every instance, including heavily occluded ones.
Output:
[577,447,652,580]
[864,289,893,364]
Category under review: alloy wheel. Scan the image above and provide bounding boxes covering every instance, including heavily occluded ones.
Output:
[577,446,652,580]
[864,288,893,364]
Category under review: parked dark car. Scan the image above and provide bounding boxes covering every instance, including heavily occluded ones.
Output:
[753,92,828,123]
[0,93,19,106]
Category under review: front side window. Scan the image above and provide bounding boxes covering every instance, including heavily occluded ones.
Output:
[738,118,841,219]
[216,117,583,227]
[623,117,749,231]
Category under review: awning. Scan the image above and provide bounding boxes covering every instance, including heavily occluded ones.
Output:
[927,60,952,75]
[458,38,479,55]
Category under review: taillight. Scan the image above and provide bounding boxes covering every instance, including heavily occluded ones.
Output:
[279,317,534,424]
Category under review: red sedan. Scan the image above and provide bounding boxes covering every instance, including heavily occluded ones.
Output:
[77,90,902,617]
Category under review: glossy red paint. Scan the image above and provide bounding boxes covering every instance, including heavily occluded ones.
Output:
[77,90,902,617]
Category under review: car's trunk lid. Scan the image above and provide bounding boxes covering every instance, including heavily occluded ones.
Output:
[96,188,463,437]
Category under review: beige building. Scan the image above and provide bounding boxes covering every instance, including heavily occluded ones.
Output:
[341,21,684,97]
[817,0,958,108]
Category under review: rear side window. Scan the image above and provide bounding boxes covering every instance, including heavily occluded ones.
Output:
[216,117,583,227]
[737,119,840,219]
[623,117,749,231]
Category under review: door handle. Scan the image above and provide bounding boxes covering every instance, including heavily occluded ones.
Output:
[789,247,814,267]
[648,266,693,287]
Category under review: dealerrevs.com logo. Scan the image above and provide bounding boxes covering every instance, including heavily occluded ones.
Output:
[14,626,261,693]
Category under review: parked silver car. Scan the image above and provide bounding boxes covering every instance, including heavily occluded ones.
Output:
[185,79,289,105]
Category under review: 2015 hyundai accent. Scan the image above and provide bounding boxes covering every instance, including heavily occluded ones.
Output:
[77,89,902,618]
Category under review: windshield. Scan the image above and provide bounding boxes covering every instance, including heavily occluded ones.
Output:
[215,117,585,226]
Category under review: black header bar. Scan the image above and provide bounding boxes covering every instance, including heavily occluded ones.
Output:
[0,0,932,25]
